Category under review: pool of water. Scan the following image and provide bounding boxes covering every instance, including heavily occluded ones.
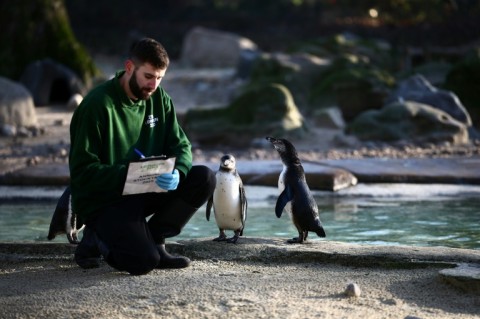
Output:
[1,184,479,250]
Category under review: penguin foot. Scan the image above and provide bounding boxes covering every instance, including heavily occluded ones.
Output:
[226,236,239,244]
[213,235,227,242]
[213,230,227,242]
[287,237,305,244]
[67,232,81,245]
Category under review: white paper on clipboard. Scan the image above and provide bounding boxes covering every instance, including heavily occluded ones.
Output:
[122,157,176,195]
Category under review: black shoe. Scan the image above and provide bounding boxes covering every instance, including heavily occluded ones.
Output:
[74,227,101,269]
[156,244,190,269]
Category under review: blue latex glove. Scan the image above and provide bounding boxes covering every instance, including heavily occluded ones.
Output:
[155,169,179,191]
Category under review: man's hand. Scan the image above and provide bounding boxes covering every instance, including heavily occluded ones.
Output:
[155,169,179,191]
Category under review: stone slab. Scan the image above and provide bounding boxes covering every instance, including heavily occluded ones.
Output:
[1,156,480,190]
[439,263,480,295]
[316,156,480,184]
[0,163,70,186]
[2,238,480,266]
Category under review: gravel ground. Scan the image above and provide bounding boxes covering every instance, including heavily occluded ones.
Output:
[0,259,474,319]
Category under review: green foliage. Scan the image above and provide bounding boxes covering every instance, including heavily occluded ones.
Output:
[309,53,395,107]
[0,0,99,85]
[290,33,395,71]
[444,48,480,124]
[316,0,479,24]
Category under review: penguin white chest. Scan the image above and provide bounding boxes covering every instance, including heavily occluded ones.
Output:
[278,165,292,215]
[213,172,243,230]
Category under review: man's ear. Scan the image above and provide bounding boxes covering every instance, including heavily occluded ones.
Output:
[125,59,135,74]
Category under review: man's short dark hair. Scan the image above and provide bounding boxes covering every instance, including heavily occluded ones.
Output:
[129,38,169,69]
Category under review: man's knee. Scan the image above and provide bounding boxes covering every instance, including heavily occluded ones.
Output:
[180,165,216,206]
[190,165,215,185]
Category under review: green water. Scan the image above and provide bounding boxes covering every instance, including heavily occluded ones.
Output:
[1,185,479,249]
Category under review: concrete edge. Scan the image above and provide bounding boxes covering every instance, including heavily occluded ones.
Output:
[1,238,479,266]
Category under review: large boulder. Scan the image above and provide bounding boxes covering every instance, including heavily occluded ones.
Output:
[0,77,38,136]
[346,101,469,145]
[386,74,472,126]
[184,83,306,147]
[20,58,86,106]
[180,26,259,68]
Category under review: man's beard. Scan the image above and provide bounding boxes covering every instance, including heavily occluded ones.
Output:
[129,71,153,100]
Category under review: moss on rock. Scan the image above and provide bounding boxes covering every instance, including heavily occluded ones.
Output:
[0,0,100,87]
[184,83,306,147]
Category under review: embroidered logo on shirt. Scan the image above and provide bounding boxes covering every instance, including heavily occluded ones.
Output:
[145,115,158,128]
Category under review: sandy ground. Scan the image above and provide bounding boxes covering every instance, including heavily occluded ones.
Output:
[0,260,474,319]
[0,239,479,319]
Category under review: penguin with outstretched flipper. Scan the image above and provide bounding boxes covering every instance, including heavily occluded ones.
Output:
[266,136,326,243]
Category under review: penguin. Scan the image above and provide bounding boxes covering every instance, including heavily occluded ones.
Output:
[266,136,326,243]
[206,154,247,243]
[47,186,84,244]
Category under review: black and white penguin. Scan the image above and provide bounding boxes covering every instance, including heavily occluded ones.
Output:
[206,154,247,243]
[266,136,326,243]
[47,186,84,244]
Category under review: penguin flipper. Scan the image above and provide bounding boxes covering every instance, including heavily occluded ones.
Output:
[316,227,326,238]
[47,207,67,240]
[47,186,71,240]
[206,196,213,221]
[275,186,293,218]
[315,221,327,237]
[239,184,247,224]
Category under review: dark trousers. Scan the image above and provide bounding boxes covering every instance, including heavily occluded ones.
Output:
[85,165,215,274]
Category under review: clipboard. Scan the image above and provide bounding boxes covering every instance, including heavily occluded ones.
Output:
[122,156,176,195]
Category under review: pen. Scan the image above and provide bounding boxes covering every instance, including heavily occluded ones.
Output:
[134,148,145,159]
